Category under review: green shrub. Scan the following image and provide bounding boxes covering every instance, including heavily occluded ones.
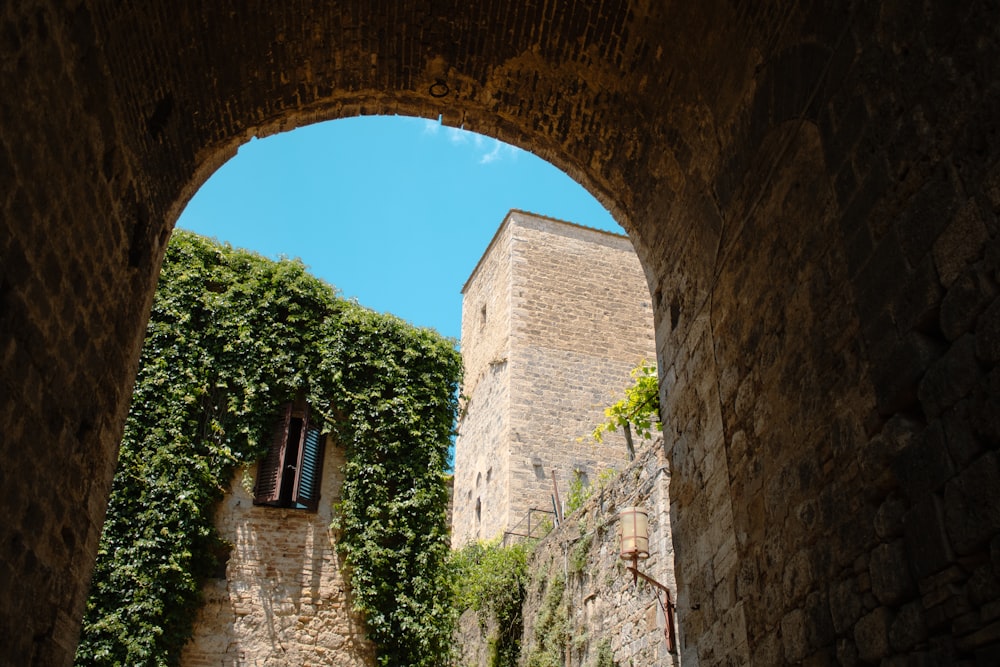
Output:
[452,540,531,667]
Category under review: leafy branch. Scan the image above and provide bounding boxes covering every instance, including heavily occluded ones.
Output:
[590,362,661,460]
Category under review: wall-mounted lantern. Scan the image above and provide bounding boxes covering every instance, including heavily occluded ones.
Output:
[619,506,650,562]
[618,506,677,654]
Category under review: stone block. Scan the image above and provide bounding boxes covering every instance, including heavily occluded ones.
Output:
[976,296,1000,363]
[870,539,916,606]
[891,422,955,501]
[944,452,1000,555]
[872,332,945,416]
[896,165,960,267]
[971,366,1000,445]
[939,268,996,341]
[968,563,1000,608]
[894,255,944,334]
[933,199,990,288]
[782,548,813,606]
[874,494,908,540]
[942,400,985,467]
[835,637,859,667]
[903,493,954,578]
[956,618,1000,654]
[781,608,809,663]
[854,606,893,663]
[889,601,927,652]
[918,334,980,418]
[829,576,864,635]
[805,590,836,653]
[855,227,909,326]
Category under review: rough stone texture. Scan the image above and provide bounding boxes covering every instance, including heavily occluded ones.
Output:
[1,2,999,665]
[517,441,680,667]
[180,443,374,667]
[452,210,655,546]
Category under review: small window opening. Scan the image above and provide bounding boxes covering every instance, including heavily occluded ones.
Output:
[480,303,487,329]
[253,401,326,512]
[475,497,482,523]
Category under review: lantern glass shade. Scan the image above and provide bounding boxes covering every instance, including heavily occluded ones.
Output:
[619,506,650,560]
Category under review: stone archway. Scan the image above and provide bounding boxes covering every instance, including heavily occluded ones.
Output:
[2,2,998,665]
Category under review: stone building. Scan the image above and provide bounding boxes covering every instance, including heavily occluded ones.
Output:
[452,210,656,546]
[181,425,374,667]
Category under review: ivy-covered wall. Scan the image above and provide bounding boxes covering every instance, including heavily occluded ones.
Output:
[75,231,461,667]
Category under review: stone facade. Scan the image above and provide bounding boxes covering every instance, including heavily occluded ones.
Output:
[521,440,678,667]
[181,442,374,667]
[3,3,1000,666]
[452,210,656,546]
[455,440,678,667]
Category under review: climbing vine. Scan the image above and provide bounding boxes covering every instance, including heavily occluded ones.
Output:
[451,540,531,667]
[75,231,460,667]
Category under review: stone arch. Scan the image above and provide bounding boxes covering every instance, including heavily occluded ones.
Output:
[2,2,999,665]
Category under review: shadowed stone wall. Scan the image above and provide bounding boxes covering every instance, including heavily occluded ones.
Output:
[1,2,998,665]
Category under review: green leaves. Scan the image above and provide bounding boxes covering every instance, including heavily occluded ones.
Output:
[590,361,662,444]
[77,232,461,667]
[451,541,530,667]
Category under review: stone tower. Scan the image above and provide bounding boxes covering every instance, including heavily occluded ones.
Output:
[452,210,656,547]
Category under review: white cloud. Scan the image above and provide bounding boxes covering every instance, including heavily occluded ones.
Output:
[479,140,517,165]
[422,120,518,164]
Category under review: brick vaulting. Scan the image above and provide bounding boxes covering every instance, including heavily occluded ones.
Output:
[1,2,999,665]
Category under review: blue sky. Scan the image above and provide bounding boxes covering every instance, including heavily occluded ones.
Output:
[177,115,621,341]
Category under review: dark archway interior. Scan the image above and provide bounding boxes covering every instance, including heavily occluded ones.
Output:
[1,2,998,665]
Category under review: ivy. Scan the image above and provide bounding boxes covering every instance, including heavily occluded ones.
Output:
[451,540,531,667]
[75,231,460,667]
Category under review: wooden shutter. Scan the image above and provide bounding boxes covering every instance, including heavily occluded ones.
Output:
[291,408,325,512]
[253,403,292,505]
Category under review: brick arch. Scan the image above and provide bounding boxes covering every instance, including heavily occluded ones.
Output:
[2,2,999,666]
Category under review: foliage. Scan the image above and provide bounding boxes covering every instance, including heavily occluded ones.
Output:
[590,362,661,458]
[565,468,619,516]
[75,231,461,667]
[451,540,531,667]
[565,471,591,516]
[526,572,568,667]
[568,532,593,575]
[330,306,462,666]
[593,638,616,667]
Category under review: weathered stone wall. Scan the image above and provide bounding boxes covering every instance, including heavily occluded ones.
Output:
[181,442,374,667]
[460,440,675,667]
[453,218,515,546]
[453,211,656,546]
[2,2,1000,665]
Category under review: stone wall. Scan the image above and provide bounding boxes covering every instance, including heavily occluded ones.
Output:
[453,218,515,546]
[453,211,656,547]
[520,440,678,667]
[181,442,374,667]
[456,440,678,666]
[2,3,1000,665]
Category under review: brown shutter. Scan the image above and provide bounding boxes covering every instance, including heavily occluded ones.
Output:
[291,407,325,512]
[253,403,292,505]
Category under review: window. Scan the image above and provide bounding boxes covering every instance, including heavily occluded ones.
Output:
[253,402,325,511]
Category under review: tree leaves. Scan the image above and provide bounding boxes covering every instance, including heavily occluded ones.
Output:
[589,362,662,459]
